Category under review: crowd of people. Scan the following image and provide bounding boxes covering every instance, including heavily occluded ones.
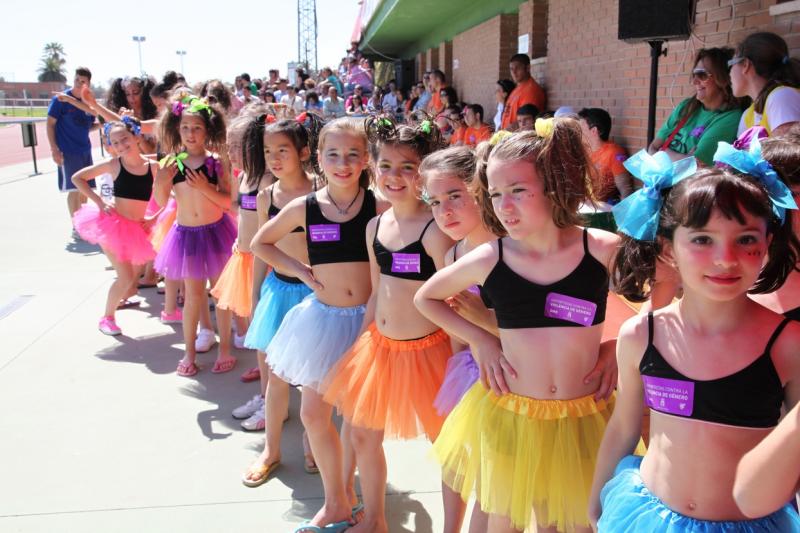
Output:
[43,29,800,533]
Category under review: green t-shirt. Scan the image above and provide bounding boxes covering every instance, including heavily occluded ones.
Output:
[656,98,742,165]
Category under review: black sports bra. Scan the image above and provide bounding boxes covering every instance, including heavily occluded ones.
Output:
[481,229,608,329]
[373,215,437,281]
[452,243,492,309]
[113,159,153,201]
[784,306,800,322]
[267,185,304,233]
[306,188,376,266]
[172,161,219,186]
[640,312,787,429]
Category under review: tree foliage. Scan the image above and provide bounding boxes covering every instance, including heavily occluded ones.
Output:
[38,42,67,82]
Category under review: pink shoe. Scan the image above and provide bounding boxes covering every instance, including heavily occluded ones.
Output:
[98,316,121,336]
[160,309,183,324]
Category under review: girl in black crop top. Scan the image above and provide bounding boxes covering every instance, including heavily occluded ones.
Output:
[248,118,380,519]
[415,123,629,532]
[590,167,800,531]
[209,117,276,374]
[321,118,456,533]
[70,120,160,337]
[153,94,237,378]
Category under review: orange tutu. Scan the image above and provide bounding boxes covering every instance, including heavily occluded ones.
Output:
[210,248,254,317]
[149,198,177,252]
[323,324,452,440]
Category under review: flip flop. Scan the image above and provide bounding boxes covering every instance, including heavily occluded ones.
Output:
[211,357,237,374]
[242,460,280,488]
[117,297,142,309]
[240,367,261,383]
[176,360,199,377]
[293,520,351,533]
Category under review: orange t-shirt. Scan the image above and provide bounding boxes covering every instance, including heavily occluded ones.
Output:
[428,85,446,116]
[591,141,628,202]
[501,77,546,130]
[462,124,492,147]
[449,126,467,145]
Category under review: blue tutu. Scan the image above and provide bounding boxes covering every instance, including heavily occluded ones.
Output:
[266,294,365,391]
[244,271,312,352]
[599,455,800,532]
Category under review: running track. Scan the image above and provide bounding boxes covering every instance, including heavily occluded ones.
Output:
[0,119,102,168]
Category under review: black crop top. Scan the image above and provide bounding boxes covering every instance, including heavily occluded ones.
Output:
[268,186,304,233]
[453,243,492,309]
[373,215,437,281]
[172,161,219,186]
[784,306,800,322]
[640,313,787,428]
[306,188,376,265]
[113,159,153,201]
[238,188,259,211]
[481,229,608,329]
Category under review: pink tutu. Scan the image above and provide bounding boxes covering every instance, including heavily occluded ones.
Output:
[433,349,480,416]
[73,204,156,265]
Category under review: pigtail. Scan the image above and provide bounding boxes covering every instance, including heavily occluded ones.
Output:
[471,141,508,237]
[366,112,443,160]
[611,236,660,302]
[297,112,324,177]
[140,76,158,120]
[365,113,398,147]
[536,118,594,227]
[242,113,268,184]
[106,78,128,113]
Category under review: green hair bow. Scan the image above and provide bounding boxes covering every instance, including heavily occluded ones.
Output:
[159,151,189,173]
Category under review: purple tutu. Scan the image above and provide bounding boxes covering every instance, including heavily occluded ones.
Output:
[154,216,236,280]
[433,349,480,416]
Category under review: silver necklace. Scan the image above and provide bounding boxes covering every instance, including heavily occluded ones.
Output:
[326,187,361,215]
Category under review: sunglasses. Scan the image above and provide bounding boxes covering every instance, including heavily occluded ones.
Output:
[691,68,712,82]
[727,56,746,68]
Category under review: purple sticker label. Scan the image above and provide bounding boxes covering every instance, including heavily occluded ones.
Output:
[240,195,257,210]
[615,153,627,162]
[642,376,694,416]
[391,253,421,273]
[690,125,706,138]
[309,224,340,242]
[544,292,597,326]
[467,284,481,296]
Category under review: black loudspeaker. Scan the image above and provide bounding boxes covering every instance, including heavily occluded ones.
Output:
[618,0,695,42]
[394,60,415,92]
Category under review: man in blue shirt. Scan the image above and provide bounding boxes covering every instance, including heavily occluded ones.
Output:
[47,67,97,234]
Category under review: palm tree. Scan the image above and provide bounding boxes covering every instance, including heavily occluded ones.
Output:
[38,42,67,82]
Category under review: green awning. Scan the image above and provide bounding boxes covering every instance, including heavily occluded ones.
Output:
[360,0,527,59]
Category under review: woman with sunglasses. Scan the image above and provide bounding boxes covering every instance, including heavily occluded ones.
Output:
[730,32,800,139]
[647,47,744,165]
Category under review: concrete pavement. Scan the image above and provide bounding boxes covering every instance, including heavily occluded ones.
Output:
[0,157,455,532]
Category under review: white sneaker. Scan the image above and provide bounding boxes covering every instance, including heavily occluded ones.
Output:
[195,328,217,353]
[241,409,266,431]
[233,333,247,349]
[232,394,264,420]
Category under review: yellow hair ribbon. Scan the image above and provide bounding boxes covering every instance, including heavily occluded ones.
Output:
[534,117,554,139]
[489,130,512,146]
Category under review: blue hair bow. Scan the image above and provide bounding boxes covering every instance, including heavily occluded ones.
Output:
[612,150,697,241]
[121,115,141,136]
[713,137,797,225]
[102,122,113,146]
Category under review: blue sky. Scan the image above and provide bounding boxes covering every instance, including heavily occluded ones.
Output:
[0,0,362,87]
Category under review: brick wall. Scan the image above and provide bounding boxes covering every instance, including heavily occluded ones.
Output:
[0,81,65,100]
[447,14,522,119]
[542,0,800,151]
[427,46,440,72]
[440,41,454,86]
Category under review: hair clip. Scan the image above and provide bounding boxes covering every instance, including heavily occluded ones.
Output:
[713,138,798,225]
[420,120,432,135]
[186,97,212,116]
[534,117,554,139]
[612,150,697,241]
[102,122,114,145]
[171,101,185,116]
[295,112,308,124]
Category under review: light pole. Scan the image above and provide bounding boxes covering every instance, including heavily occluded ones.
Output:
[132,36,146,75]
[176,50,187,74]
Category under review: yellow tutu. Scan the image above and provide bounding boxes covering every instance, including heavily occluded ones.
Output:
[434,383,644,532]
[210,249,254,317]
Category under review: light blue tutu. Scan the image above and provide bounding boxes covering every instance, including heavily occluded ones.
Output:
[599,455,800,532]
[266,294,365,390]
[244,271,312,352]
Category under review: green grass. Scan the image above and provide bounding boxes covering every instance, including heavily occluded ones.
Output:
[0,107,48,118]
